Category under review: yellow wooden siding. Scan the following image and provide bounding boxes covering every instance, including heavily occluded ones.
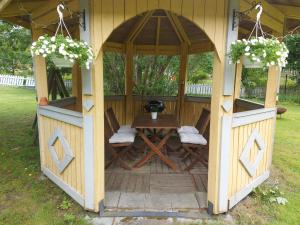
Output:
[182,101,211,125]
[104,98,126,125]
[39,115,84,196]
[104,97,211,125]
[93,0,225,58]
[228,118,275,198]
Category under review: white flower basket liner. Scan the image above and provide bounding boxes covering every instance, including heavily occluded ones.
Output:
[242,56,263,68]
[51,56,74,68]
[151,112,158,120]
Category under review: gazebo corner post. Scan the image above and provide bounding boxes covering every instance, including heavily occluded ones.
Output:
[207,0,239,214]
[31,27,49,104]
[31,26,48,168]
[71,27,82,111]
[79,0,105,212]
[125,42,134,124]
[177,43,188,124]
[265,66,281,108]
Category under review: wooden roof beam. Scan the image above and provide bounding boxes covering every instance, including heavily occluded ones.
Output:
[273,4,300,20]
[125,11,153,43]
[166,11,191,46]
[0,0,13,12]
[31,0,79,29]
[165,11,184,43]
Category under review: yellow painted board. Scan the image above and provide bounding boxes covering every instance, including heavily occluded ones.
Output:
[114,0,125,28]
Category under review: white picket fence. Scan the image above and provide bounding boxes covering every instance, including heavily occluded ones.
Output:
[186,84,213,95]
[0,75,72,89]
[0,75,35,87]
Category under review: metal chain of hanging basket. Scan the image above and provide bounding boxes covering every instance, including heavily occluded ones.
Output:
[55,4,72,39]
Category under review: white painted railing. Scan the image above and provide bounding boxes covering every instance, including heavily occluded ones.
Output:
[0,75,72,89]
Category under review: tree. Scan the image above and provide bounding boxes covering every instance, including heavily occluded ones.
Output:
[102,51,214,96]
[0,21,32,75]
[284,34,300,85]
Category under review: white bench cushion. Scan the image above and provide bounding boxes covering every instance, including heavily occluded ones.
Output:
[109,132,135,144]
[179,133,207,145]
[118,125,137,134]
[177,126,199,134]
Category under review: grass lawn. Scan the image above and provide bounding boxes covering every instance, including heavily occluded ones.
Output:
[0,87,299,225]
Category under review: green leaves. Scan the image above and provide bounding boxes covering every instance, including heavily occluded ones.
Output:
[0,21,32,75]
[31,34,93,69]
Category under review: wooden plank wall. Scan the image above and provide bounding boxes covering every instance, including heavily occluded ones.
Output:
[39,116,85,196]
[104,96,210,125]
[228,117,275,199]
[92,0,227,59]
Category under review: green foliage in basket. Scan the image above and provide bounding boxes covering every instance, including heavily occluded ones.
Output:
[31,34,93,69]
[229,37,289,67]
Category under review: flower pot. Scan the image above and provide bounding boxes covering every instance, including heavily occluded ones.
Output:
[51,56,74,68]
[242,56,263,68]
[151,112,158,120]
[39,97,48,106]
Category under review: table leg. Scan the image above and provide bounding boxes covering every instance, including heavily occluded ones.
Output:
[133,129,177,171]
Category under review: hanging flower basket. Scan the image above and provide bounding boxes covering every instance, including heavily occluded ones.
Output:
[230,37,289,68]
[30,5,93,69]
[31,34,93,69]
[229,4,288,68]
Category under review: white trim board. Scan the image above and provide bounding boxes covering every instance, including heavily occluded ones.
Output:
[229,170,270,209]
[84,115,94,210]
[38,106,83,128]
[232,108,276,127]
[218,115,232,212]
[42,166,84,206]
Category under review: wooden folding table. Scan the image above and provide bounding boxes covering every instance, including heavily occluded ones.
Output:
[132,114,179,171]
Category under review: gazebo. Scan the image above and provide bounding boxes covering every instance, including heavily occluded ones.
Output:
[0,0,298,215]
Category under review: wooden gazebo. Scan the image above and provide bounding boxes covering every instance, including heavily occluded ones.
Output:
[0,0,298,215]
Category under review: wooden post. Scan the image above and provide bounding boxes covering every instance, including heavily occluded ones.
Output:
[177,43,188,124]
[31,28,48,103]
[125,42,134,124]
[265,66,280,108]
[72,27,82,111]
[31,27,48,170]
[233,61,243,100]
[207,0,239,214]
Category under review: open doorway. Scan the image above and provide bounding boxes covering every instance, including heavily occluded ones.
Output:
[102,9,215,214]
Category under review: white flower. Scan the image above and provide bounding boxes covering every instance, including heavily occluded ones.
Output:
[245,52,250,56]
[43,40,49,45]
[51,36,56,42]
[35,50,40,55]
[42,45,47,49]
[245,46,250,52]
[270,61,275,65]
[32,42,36,46]
[276,51,282,56]
[38,36,45,40]
[42,54,47,57]
[39,49,45,54]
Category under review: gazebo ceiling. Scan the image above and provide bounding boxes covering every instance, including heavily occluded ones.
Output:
[266,0,300,7]
[104,10,214,55]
